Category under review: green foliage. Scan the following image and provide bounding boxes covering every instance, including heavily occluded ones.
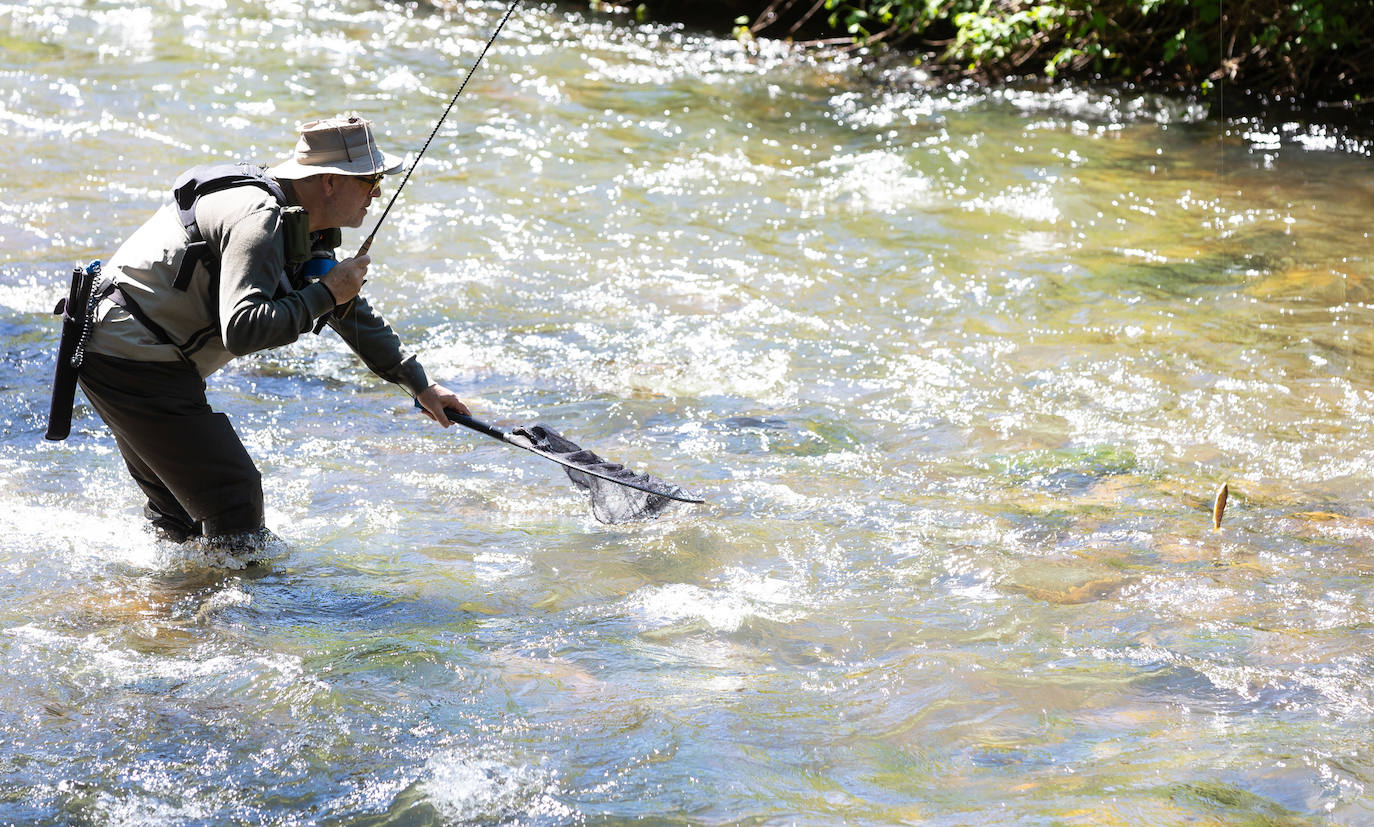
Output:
[950,2,1064,68]
[823,0,925,39]
[745,0,1373,102]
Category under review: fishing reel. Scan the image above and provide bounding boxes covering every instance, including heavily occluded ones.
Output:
[303,250,338,280]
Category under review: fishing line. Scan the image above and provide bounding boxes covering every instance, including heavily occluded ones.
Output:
[331,0,519,345]
[357,0,522,258]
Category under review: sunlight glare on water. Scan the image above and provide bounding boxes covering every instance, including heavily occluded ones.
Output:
[3,0,1374,822]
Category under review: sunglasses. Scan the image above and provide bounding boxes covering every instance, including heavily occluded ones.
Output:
[355,173,384,189]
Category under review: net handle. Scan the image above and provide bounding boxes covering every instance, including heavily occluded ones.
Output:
[440,407,508,441]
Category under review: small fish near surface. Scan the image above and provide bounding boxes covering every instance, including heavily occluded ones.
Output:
[1212,483,1228,530]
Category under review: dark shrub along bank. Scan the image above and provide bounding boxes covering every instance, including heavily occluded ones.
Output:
[626,0,1372,106]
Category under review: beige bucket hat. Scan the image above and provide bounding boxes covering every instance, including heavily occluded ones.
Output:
[269,116,403,180]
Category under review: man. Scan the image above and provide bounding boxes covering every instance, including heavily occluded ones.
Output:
[77,116,469,545]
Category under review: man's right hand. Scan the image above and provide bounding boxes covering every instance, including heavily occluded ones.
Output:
[320,254,370,305]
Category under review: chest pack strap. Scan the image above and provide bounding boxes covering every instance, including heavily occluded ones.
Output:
[170,162,288,291]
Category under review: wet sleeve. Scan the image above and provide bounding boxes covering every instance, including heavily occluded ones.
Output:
[217,206,336,356]
[324,296,432,397]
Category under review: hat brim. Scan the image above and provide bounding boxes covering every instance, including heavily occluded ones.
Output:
[269,149,403,180]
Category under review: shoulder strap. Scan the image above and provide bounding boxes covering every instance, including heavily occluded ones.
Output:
[170,162,287,291]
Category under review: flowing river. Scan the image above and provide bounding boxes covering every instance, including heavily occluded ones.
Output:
[3,0,1374,823]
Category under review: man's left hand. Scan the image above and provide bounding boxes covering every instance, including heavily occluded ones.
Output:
[416,384,470,428]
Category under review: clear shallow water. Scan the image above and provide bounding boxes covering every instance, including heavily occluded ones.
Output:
[3,0,1374,823]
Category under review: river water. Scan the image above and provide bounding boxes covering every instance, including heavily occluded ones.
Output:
[4,0,1374,823]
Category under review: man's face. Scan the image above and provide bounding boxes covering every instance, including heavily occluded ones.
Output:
[331,173,382,228]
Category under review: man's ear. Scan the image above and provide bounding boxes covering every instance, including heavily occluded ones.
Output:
[294,174,327,202]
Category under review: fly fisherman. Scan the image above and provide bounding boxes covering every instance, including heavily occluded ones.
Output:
[69,116,470,546]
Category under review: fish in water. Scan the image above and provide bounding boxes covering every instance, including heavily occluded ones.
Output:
[1213,483,1229,530]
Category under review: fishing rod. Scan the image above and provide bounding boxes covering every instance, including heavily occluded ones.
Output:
[323,0,519,327]
[357,0,522,258]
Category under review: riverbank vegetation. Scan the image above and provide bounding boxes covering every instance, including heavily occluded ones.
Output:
[621,0,1371,111]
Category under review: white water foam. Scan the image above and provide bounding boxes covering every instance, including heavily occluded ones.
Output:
[624,574,802,635]
[419,750,572,822]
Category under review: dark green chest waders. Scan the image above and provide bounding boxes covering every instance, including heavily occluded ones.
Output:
[44,162,332,441]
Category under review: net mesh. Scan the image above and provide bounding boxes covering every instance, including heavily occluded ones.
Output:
[511,424,697,524]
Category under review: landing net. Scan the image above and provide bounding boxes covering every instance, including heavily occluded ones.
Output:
[511,424,700,524]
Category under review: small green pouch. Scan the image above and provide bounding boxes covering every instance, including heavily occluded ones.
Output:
[281,206,310,270]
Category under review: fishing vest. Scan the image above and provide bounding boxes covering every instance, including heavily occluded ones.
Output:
[91,163,337,375]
